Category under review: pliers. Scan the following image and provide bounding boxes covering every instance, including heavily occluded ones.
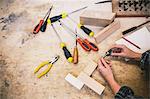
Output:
[34,55,59,78]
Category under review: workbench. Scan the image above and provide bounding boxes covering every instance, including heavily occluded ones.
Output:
[0,0,149,99]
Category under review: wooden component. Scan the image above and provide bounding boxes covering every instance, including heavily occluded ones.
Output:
[94,19,120,44]
[78,72,105,95]
[112,0,150,17]
[65,73,84,90]
[73,47,78,64]
[80,10,116,27]
[83,60,97,76]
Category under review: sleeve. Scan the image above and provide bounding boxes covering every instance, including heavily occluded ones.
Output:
[115,86,134,99]
[140,50,150,71]
[115,50,150,99]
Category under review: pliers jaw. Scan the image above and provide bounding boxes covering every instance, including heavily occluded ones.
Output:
[50,55,59,64]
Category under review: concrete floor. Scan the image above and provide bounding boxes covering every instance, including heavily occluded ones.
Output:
[0,0,149,99]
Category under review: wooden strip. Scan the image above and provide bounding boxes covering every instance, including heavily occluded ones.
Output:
[78,72,105,95]
[83,60,97,76]
[80,10,116,27]
[65,73,84,90]
[94,19,120,44]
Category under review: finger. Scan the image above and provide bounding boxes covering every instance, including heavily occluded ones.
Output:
[98,59,106,69]
[111,52,124,57]
[101,58,109,68]
[109,44,125,50]
[105,59,111,64]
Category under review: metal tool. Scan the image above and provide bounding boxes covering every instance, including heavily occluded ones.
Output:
[103,49,112,58]
[33,6,53,34]
[122,20,150,35]
[58,20,99,51]
[34,55,59,78]
[51,24,73,63]
[40,6,53,32]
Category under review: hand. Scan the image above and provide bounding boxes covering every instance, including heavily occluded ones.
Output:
[98,58,114,82]
[110,44,142,59]
[98,58,121,94]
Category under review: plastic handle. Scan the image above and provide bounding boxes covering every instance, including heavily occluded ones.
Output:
[80,25,94,37]
[84,39,99,51]
[62,47,73,63]
[33,20,44,34]
[50,15,62,23]
[77,38,91,51]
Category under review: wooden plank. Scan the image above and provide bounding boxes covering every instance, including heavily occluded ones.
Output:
[94,19,120,44]
[83,60,97,76]
[78,72,105,95]
[65,73,84,90]
[80,10,116,27]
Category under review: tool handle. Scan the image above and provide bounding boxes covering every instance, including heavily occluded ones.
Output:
[122,26,137,35]
[37,63,52,78]
[73,47,78,64]
[40,17,49,32]
[84,39,99,51]
[50,15,62,23]
[34,61,49,74]
[77,38,91,51]
[79,25,94,37]
[33,20,44,34]
[60,43,73,63]
[63,47,73,63]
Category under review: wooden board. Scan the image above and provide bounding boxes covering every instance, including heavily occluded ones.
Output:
[83,60,97,76]
[94,19,120,44]
[78,72,105,95]
[65,73,84,90]
[112,0,150,17]
[80,10,116,27]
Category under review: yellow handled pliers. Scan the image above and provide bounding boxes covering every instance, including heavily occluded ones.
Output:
[34,55,59,78]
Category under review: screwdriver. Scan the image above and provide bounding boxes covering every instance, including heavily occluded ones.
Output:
[40,6,53,32]
[59,20,91,51]
[73,29,78,64]
[68,16,94,37]
[51,24,73,63]
[59,20,98,51]
[47,0,112,24]
[122,20,150,35]
[33,7,52,34]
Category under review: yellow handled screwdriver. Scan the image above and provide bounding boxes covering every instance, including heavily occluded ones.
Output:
[47,0,111,24]
[51,24,73,63]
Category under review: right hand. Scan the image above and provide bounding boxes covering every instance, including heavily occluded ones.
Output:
[110,44,141,59]
[98,58,114,82]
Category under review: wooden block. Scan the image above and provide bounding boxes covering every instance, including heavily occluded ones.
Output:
[80,10,116,27]
[65,73,84,90]
[94,19,120,44]
[78,72,105,95]
[83,60,97,76]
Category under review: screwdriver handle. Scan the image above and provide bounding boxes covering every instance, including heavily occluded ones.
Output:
[33,20,44,34]
[40,16,49,32]
[77,38,91,51]
[84,39,99,51]
[78,24,94,37]
[60,43,73,63]
[122,26,137,35]
[73,46,78,64]
[49,12,68,23]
